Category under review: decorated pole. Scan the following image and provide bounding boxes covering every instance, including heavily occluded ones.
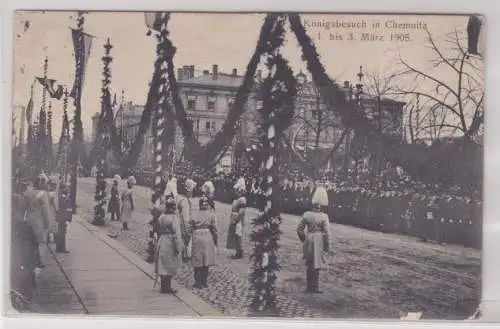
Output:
[146,12,176,263]
[70,12,90,213]
[36,56,49,175]
[249,14,297,315]
[58,89,70,184]
[47,101,54,172]
[93,38,113,226]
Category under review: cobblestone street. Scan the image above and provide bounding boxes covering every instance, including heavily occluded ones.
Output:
[75,178,481,319]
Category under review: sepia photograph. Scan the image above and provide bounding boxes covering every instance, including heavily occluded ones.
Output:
[9,11,483,320]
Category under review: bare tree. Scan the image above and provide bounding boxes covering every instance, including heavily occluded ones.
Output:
[394,28,484,140]
[283,83,347,176]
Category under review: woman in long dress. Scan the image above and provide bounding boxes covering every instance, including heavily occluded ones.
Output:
[108,175,121,221]
[189,195,218,289]
[297,186,330,293]
[120,176,135,231]
[226,177,246,259]
[154,193,183,294]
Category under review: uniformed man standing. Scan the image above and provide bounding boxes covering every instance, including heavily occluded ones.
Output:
[297,186,330,293]
[56,183,72,253]
[226,177,247,259]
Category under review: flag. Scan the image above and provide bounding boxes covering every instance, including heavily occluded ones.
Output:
[145,12,166,32]
[70,29,94,99]
[467,15,486,56]
[36,77,64,100]
[26,95,33,125]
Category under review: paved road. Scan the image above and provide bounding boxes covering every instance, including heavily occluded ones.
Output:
[75,177,480,319]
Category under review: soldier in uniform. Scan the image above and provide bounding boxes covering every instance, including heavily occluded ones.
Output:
[108,175,121,221]
[46,179,59,244]
[297,186,330,293]
[226,177,247,259]
[163,177,187,263]
[23,174,51,268]
[154,193,183,294]
[189,195,218,289]
[201,180,216,211]
[120,176,136,231]
[56,183,72,253]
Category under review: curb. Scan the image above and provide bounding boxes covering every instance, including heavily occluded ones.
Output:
[74,215,223,317]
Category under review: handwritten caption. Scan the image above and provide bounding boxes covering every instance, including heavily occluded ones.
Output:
[303,18,428,42]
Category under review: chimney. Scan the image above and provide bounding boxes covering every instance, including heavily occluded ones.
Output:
[177,68,183,81]
[232,68,237,76]
[212,64,218,80]
[183,65,190,80]
[344,81,350,88]
[257,69,262,82]
[203,70,210,76]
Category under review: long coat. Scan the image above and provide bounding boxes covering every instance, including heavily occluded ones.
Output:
[47,191,58,233]
[11,193,38,298]
[189,210,217,267]
[177,196,190,245]
[154,213,183,276]
[23,189,51,244]
[107,185,120,214]
[120,188,134,224]
[297,211,330,269]
[226,196,246,250]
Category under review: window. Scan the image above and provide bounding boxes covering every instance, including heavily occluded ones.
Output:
[208,101,215,111]
[205,121,216,132]
[208,95,216,111]
[311,110,317,119]
[187,95,196,111]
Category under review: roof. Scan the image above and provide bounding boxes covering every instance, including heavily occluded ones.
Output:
[179,73,246,90]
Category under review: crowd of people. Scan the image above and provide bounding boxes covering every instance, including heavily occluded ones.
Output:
[10,172,72,310]
[138,164,482,249]
[106,170,331,294]
[12,161,482,304]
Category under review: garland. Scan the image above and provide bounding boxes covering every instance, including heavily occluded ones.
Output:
[70,12,86,213]
[287,14,439,183]
[119,57,164,176]
[166,14,281,167]
[93,38,113,226]
[249,14,297,315]
[57,90,70,183]
[47,102,54,172]
[37,107,47,174]
[151,13,175,207]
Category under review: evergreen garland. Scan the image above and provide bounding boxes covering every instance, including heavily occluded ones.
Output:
[150,13,175,207]
[47,102,54,172]
[37,107,47,175]
[93,38,113,226]
[70,12,86,213]
[121,35,167,176]
[57,90,70,183]
[287,14,455,184]
[249,14,297,315]
[166,14,280,168]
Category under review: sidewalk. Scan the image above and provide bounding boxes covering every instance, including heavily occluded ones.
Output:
[26,215,222,317]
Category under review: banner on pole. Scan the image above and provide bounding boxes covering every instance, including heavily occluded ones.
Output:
[70,29,94,98]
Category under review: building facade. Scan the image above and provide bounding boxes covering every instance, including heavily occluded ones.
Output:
[91,67,404,173]
[91,64,260,172]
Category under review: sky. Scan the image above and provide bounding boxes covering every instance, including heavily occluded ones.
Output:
[11,12,474,142]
